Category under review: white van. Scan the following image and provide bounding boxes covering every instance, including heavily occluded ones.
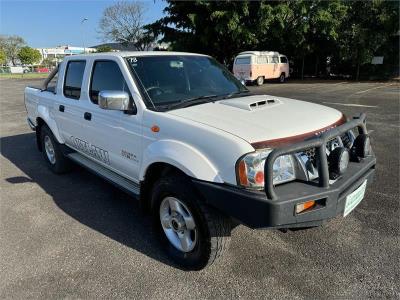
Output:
[233,51,289,85]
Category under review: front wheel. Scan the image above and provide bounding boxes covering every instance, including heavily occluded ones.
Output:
[152,174,231,270]
[279,73,286,83]
[256,76,264,86]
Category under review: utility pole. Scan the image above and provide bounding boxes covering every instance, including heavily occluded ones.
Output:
[81,18,88,53]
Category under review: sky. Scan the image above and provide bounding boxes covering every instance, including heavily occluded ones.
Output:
[0,0,167,48]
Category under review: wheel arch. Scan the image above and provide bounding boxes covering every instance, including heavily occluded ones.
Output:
[139,140,224,212]
[139,140,223,183]
[36,105,64,145]
[139,162,186,212]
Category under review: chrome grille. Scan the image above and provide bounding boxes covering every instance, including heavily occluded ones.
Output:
[301,132,354,167]
[303,147,317,166]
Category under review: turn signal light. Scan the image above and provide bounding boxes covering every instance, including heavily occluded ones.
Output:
[296,200,315,214]
[238,160,249,186]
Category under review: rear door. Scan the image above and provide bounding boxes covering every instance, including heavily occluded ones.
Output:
[53,60,88,146]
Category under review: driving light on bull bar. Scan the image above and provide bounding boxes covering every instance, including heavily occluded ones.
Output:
[351,134,371,159]
[329,147,350,179]
[237,150,295,189]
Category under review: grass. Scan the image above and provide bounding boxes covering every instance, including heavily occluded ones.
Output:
[0,73,49,79]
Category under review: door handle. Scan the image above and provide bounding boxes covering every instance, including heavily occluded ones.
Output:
[59,105,65,112]
[84,112,92,121]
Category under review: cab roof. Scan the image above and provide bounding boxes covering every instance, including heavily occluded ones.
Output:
[66,51,209,60]
[237,51,285,57]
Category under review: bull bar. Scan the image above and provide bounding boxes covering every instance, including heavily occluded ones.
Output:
[264,113,368,200]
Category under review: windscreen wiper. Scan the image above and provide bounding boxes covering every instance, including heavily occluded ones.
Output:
[167,94,218,110]
[222,90,251,99]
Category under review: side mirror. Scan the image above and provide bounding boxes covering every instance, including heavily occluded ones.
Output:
[98,90,130,111]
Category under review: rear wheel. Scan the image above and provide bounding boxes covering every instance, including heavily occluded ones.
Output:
[40,125,71,173]
[152,174,231,270]
[256,76,264,86]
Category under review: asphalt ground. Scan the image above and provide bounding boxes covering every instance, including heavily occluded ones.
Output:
[1,78,399,299]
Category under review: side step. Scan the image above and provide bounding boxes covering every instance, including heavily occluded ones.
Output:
[67,152,140,197]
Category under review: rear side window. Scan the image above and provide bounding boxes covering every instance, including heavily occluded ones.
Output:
[90,60,131,104]
[280,56,288,64]
[63,61,86,99]
[235,57,251,65]
[257,56,268,64]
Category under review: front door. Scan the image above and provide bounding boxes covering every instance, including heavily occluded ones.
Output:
[80,59,142,182]
[271,55,280,78]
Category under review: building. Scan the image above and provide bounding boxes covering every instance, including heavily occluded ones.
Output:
[36,45,96,63]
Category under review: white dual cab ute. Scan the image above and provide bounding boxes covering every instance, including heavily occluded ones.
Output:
[25,52,376,270]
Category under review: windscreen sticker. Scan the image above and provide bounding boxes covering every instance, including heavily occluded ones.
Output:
[127,57,138,66]
[70,136,110,165]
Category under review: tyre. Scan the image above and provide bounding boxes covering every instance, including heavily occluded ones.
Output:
[256,76,264,86]
[40,125,71,173]
[151,174,231,270]
[279,73,285,83]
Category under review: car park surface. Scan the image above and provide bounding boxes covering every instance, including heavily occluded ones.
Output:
[1,78,399,298]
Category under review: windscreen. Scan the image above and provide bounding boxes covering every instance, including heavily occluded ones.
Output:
[127,55,247,108]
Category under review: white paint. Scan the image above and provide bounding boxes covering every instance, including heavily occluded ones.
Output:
[170,95,343,143]
[355,83,395,94]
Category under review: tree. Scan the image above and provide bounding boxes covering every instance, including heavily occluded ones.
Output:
[99,1,156,50]
[148,1,261,66]
[0,48,6,65]
[96,45,113,52]
[0,35,26,65]
[17,46,42,65]
[148,0,398,78]
[41,57,57,68]
[260,1,346,78]
[338,0,399,80]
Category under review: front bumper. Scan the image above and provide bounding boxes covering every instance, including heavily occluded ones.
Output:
[192,156,375,229]
[192,114,376,229]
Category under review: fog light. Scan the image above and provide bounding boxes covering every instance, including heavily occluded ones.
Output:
[352,134,371,159]
[329,147,350,179]
[296,200,315,214]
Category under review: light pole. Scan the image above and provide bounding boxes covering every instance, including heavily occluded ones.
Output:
[81,18,88,53]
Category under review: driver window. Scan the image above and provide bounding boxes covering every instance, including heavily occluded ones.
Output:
[90,60,131,104]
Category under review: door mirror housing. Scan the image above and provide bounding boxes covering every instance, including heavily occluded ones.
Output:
[98,90,131,111]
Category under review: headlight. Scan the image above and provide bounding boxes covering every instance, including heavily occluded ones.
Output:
[237,149,296,189]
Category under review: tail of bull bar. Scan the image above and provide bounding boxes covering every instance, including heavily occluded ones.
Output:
[264,113,368,200]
